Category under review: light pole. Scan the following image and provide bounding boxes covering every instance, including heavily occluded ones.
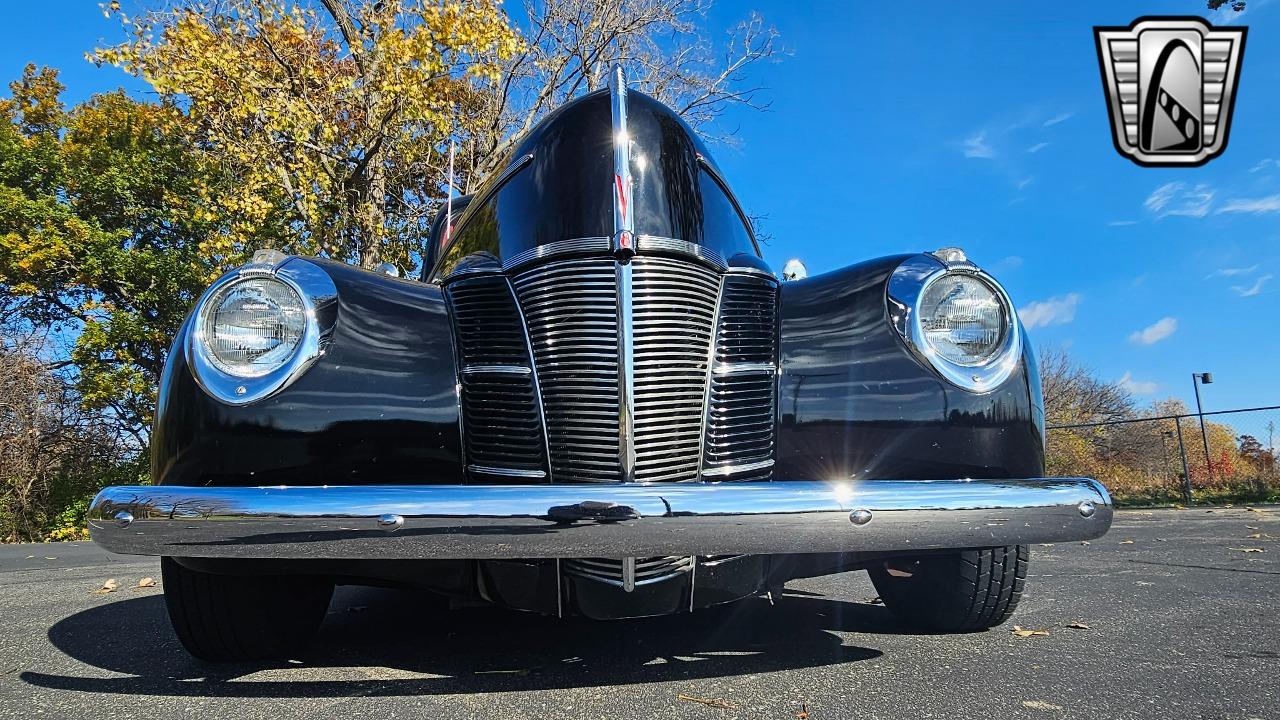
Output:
[1192,372,1213,482]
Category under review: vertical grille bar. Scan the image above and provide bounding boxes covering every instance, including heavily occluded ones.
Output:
[445,276,549,481]
[701,273,780,480]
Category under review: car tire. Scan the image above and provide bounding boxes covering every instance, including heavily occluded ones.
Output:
[161,557,334,661]
[868,545,1028,632]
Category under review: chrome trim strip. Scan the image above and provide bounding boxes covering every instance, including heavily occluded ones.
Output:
[636,235,728,271]
[726,265,778,280]
[616,261,637,482]
[467,465,547,479]
[503,237,612,272]
[460,365,532,376]
[504,275,554,482]
[696,275,727,481]
[713,362,776,376]
[441,265,505,282]
[187,257,338,406]
[886,254,1023,393]
[88,477,1114,560]
[622,556,636,592]
[610,65,635,254]
[611,65,637,482]
[701,459,775,478]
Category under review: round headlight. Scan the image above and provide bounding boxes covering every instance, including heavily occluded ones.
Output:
[200,277,307,378]
[918,274,1008,366]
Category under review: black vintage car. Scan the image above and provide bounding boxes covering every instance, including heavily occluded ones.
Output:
[88,69,1112,661]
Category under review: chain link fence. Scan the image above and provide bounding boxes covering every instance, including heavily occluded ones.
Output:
[1046,406,1280,505]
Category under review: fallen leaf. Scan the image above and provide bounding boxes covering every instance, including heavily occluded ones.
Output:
[135,577,156,589]
[1231,548,1265,553]
[92,579,119,595]
[1246,525,1260,530]
[1136,581,1154,586]
[677,694,735,710]
[1023,700,1065,711]
[1080,541,1090,545]
[795,702,810,719]
[1064,621,1090,630]
[1038,543,1054,547]
[1246,533,1262,539]
[864,596,884,605]
[1011,625,1049,637]
[1119,540,1135,544]
[1173,504,1185,510]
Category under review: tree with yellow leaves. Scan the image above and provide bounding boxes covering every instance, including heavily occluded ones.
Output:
[93,0,522,272]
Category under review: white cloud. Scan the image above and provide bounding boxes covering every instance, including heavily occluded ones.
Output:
[992,255,1024,273]
[1128,317,1178,345]
[1026,142,1050,153]
[1107,220,1138,227]
[1043,112,1073,127]
[1232,274,1273,297]
[1144,182,1214,218]
[963,131,994,159]
[1019,293,1081,329]
[1217,195,1280,214]
[1209,264,1258,278]
[1249,158,1276,173]
[1118,371,1158,396]
[1017,177,1033,190]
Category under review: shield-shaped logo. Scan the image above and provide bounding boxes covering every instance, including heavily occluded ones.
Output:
[1094,17,1246,166]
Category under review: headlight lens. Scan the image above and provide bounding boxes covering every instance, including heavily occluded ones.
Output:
[200,277,307,377]
[918,274,1008,366]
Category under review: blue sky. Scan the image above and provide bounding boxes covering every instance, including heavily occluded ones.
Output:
[1,1,1276,414]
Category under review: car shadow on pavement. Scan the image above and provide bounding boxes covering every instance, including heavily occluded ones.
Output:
[22,585,904,698]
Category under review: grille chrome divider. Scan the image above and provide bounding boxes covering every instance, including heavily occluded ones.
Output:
[461,365,532,376]
[466,465,547,479]
[696,275,727,482]
[616,261,637,482]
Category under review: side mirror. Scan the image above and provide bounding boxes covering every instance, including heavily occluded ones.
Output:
[781,258,808,282]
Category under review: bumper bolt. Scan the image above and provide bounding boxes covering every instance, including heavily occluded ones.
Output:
[114,511,134,528]
[1077,500,1097,518]
[377,513,404,532]
[849,508,873,526]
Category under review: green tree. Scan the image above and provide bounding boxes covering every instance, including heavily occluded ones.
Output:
[0,65,289,439]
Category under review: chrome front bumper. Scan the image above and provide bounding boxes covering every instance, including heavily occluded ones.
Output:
[87,478,1112,560]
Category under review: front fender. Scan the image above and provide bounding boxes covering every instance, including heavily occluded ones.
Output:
[151,259,463,487]
[776,254,1044,481]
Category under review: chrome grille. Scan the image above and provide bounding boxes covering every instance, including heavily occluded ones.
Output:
[564,556,694,589]
[632,257,720,482]
[512,258,621,482]
[702,274,779,480]
[445,276,547,480]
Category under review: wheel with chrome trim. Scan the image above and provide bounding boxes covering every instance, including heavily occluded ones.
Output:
[161,557,334,661]
[868,545,1029,632]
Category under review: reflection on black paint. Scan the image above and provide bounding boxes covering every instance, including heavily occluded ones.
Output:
[777,255,1044,483]
[153,259,464,487]
[434,90,759,279]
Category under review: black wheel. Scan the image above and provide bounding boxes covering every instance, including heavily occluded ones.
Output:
[161,557,334,661]
[869,545,1028,632]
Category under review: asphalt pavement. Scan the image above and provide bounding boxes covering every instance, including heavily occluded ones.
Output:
[1,507,1277,719]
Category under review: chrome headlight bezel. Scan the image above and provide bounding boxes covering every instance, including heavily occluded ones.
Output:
[187,255,338,405]
[886,254,1022,393]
